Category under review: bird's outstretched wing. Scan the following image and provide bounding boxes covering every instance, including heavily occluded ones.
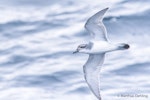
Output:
[85,8,109,41]
[83,54,105,100]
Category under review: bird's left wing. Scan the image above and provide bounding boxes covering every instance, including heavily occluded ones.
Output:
[83,53,105,100]
[85,8,109,41]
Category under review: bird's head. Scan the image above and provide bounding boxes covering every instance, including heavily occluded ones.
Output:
[118,43,130,50]
[73,44,87,54]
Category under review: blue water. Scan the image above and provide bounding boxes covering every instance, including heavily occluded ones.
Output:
[0,0,150,100]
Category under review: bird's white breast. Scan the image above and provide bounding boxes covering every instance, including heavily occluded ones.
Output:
[90,41,112,54]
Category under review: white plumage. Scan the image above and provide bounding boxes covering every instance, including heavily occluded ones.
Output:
[73,7,129,100]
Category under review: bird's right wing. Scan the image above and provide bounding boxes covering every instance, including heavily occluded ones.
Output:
[85,8,109,41]
[83,53,105,99]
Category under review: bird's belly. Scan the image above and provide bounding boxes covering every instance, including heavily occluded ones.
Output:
[89,42,111,54]
[90,48,108,54]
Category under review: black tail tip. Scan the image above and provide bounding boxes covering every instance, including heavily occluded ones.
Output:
[124,44,130,49]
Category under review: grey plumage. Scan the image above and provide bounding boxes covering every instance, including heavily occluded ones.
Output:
[86,42,93,50]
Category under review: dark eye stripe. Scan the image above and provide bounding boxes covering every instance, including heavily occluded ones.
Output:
[80,46,85,48]
[78,44,87,49]
[80,45,86,48]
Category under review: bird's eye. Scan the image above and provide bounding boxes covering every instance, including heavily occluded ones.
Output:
[78,44,87,49]
[80,46,85,48]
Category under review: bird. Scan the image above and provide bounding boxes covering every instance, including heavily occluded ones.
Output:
[73,7,129,100]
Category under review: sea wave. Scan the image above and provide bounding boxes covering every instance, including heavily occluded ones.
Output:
[0,0,149,100]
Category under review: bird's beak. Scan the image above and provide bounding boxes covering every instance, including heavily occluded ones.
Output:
[73,50,79,54]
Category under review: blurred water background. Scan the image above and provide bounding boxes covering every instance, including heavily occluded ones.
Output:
[0,0,150,100]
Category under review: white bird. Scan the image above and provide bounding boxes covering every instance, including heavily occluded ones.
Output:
[73,7,129,100]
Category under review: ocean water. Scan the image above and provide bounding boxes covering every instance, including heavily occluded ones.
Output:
[0,0,150,100]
